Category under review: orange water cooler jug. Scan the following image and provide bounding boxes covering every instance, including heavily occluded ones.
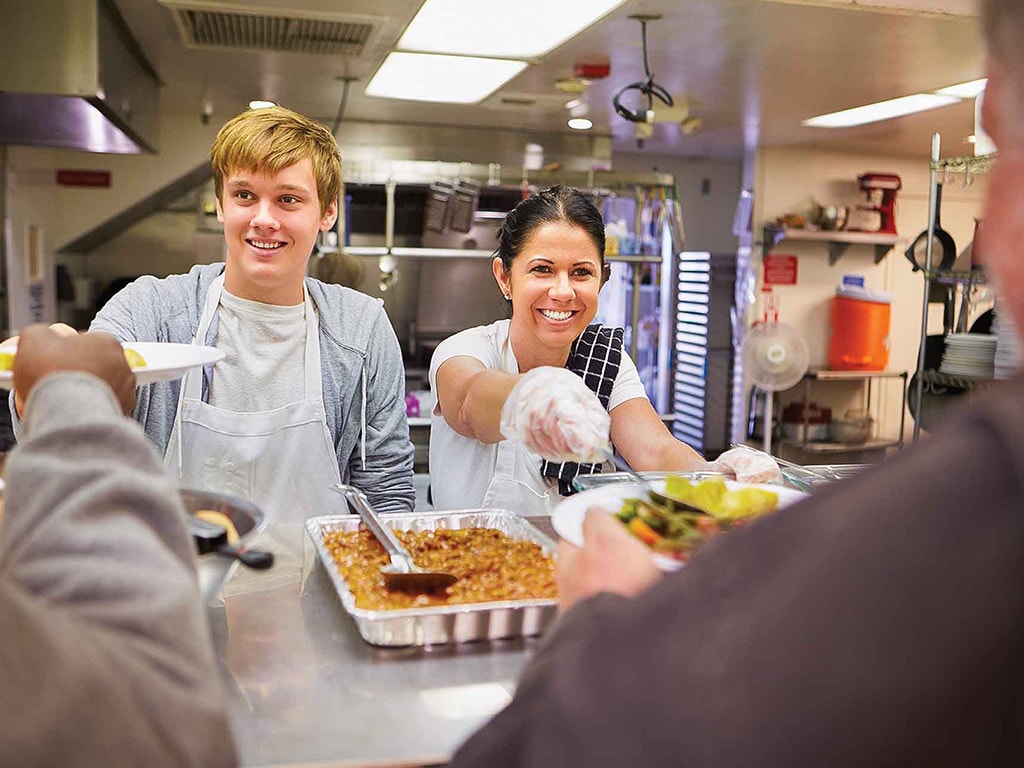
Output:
[828,285,892,371]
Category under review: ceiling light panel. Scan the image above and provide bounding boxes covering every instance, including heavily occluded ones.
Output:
[397,0,628,59]
[802,93,960,128]
[365,52,528,104]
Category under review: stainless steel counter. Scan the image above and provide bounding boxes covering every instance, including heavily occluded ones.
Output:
[208,518,556,768]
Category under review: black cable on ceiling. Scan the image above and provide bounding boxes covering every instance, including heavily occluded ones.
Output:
[612,16,674,123]
[332,78,355,136]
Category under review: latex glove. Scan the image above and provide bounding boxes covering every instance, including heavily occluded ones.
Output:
[557,509,662,613]
[709,446,783,485]
[500,366,610,463]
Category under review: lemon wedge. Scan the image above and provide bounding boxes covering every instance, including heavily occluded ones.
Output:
[122,348,147,369]
[0,347,145,371]
[194,509,240,544]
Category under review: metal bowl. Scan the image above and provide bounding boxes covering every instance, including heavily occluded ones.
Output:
[811,204,850,231]
[180,488,266,604]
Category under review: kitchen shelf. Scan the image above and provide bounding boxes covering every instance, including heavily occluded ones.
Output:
[920,369,994,390]
[922,268,987,286]
[344,247,665,264]
[931,153,997,175]
[913,139,996,440]
[343,160,675,191]
[804,368,907,382]
[763,225,901,265]
[777,369,908,456]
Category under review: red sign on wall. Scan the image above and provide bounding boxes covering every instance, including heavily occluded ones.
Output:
[56,169,111,188]
[764,254,798,286]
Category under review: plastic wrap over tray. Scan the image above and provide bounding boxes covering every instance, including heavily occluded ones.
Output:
[306,509,559,647]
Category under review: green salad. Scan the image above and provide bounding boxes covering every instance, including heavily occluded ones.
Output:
[617,477,779,563]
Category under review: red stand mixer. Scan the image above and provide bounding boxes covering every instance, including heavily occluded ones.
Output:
[852,173,901,235]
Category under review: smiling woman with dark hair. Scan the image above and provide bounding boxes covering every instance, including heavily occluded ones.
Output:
[428,186,712,514]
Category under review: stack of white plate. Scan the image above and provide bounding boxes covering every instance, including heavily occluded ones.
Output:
[939,333,996,379]
[994,313,1023,380]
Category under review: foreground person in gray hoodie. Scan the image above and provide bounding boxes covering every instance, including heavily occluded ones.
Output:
[0,325,235,768]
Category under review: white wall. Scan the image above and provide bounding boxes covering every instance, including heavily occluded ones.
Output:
[752,145,988,444]
[3,94,231,330]
[4,148,59,333]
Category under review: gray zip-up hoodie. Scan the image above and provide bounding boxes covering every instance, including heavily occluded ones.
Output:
[84,263,414,513]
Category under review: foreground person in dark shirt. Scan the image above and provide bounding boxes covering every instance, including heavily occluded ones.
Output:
[452,2,1024,765]
[0,327,235,768]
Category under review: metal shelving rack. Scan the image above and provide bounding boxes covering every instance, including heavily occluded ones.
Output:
[782,369,908,454]
[912,135,997,440]
[340,164,682,415]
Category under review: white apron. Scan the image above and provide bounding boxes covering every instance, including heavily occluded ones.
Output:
[480,439,554,516]
[478,329,554,516]
[165,274,341,594]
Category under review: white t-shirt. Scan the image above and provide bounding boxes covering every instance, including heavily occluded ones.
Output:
[209,290,306,412]
[428,319,648,511]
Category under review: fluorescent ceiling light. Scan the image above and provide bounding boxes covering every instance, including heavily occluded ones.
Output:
[568,117,593,130]
[248,100,276,109]
[366,52,527,104]
[802,93,960,128]
[934,78,988,99]
[397,0,628,59]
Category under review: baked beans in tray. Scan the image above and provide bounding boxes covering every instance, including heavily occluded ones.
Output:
[306,510,558,647]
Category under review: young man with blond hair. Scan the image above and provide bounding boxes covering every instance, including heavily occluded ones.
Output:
[81,106,414,581]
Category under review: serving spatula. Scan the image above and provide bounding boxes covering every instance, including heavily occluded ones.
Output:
[332,484,457,594]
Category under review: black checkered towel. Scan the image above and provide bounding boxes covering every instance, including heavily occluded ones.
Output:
[540,324,624,496]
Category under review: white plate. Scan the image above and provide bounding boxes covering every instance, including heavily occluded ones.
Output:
[551,480,809,571]
[0,341,224,389]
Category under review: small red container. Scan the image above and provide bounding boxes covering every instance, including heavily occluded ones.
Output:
[829,287,892,371]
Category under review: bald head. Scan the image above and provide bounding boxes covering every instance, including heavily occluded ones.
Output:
[978,1,1024,336]
[982,0,1024,149]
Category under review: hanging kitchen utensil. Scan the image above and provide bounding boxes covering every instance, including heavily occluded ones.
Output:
[448,179,480,233]
[955,286,971,333]
[424,181,455,233]
[942,283,956,335]
[904,183,957,273]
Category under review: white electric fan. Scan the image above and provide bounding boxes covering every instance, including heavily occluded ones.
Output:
[741,321,810,454]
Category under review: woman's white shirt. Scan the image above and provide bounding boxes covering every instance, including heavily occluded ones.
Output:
[427,319,648,511]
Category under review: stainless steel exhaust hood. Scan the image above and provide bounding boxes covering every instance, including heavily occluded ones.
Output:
[0,0,160,154]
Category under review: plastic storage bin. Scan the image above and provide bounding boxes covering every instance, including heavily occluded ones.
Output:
[828,286,892,371]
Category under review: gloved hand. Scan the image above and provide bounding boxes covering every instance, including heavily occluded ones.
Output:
[500,367,610,463]
[709,446,783,485]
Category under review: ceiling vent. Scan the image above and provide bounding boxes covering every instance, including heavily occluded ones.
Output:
[160,1,379,56]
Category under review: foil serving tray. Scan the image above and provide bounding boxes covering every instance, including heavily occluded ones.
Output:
[306,510,559,647]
